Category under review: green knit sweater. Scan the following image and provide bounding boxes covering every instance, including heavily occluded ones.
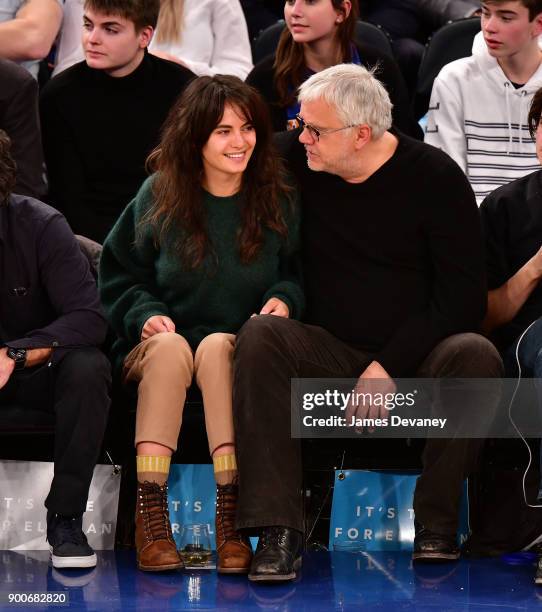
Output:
[99,176,304,370]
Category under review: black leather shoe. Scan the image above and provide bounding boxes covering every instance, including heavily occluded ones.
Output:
[413,522,459,563]
[248,526,303,582]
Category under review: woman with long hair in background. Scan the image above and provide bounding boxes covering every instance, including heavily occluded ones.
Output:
[247,0,418,135]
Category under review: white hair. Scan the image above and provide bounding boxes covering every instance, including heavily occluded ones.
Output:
[297,63,393,139]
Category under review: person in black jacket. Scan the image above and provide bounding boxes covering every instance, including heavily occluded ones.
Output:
[246,0,418,136]
[479,86,542,586]
[0,130,111,570]
[481,87,542,360]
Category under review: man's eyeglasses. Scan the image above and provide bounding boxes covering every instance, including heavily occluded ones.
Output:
[295,114,356,142]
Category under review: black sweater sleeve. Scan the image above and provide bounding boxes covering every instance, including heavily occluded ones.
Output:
[376,154,486,376]
[39,75,90,232]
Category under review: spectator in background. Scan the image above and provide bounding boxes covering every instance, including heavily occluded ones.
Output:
[0,59,46,198]
[0,0,62,78]
[0,129,110,570]
[362,0,480,98]
[425,0,542,205]
[53,0,85,77]
[149,0,253,79]
[40,0,194,244]
[479,87,542,587]
[53,0,253,79]
[246,0,417,136]
[481,88,542,375]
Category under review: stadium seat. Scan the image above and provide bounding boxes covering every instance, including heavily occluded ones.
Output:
[415,17,481,119]
[252,19,394,65]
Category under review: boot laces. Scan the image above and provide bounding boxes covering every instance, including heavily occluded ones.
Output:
[139,481,172,542]
[216,484,240,542]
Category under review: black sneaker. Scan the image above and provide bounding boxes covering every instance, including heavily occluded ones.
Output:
[46,511,97,569]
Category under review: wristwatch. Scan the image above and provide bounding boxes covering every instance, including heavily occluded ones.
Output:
[6,347,27,371]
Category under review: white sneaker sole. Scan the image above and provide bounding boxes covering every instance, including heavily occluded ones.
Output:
[49,546,97,569]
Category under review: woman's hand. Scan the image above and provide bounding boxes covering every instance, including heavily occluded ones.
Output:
[141,315,176,341]
[259,297,290,318]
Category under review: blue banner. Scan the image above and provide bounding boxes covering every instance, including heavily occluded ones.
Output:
[329,470,469,551]
[166,466,469,552]
[168,464,216,549]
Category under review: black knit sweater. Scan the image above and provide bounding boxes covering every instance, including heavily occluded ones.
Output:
[40,52,194,243]
[275,128,486,376]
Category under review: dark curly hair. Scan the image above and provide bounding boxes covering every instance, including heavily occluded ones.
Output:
[145,75,292,268]
[0,130,17,206]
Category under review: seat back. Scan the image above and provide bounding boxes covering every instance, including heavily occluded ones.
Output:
[252,19,394,65]
[355,21,393,58]
[252,20,284,64]
[75,234,102,280]
[415,17,481,118]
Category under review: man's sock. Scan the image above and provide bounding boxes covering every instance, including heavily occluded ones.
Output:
[213,453,238,486]
[137,455,171,486]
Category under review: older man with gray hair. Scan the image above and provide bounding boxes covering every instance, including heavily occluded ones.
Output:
[233,63,503,582]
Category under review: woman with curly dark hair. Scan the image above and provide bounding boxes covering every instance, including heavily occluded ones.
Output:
[99,75,303,575]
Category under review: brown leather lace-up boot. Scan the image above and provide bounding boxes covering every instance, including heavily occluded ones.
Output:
[135,481,183,571]
[215,482,252,574]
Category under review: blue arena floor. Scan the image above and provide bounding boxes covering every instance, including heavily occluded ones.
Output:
[0,550,541,611]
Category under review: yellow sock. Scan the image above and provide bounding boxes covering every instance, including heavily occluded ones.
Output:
[213,453,237,486]
[137,455,171,486]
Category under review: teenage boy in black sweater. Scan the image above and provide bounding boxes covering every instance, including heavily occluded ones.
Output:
[233,63,504,582]
[40,0,194,243]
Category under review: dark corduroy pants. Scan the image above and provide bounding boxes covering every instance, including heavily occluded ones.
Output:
[233,315,503,535]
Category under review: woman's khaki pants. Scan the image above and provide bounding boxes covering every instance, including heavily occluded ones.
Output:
[123,332,235,453]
